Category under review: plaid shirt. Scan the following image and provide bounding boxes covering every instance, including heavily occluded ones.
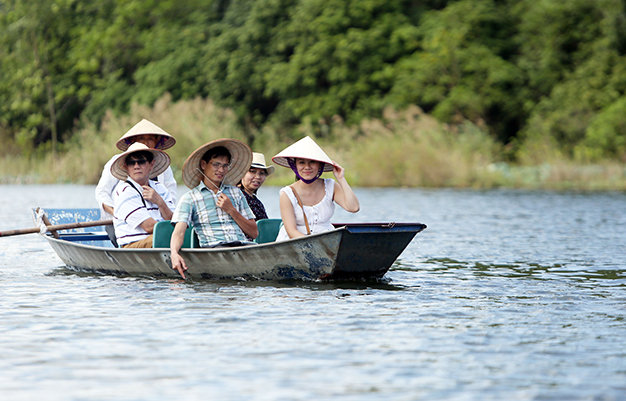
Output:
[172,181,255,247]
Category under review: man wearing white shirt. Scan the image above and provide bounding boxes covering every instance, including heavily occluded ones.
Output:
[111,142,175,248]
[95,119,177,245]
[96,119,178,218]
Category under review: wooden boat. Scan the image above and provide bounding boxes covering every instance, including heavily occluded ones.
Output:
[36,208,426,281]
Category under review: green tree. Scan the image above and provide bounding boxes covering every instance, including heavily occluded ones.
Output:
[577,96,626,161]
[1,0,625,164]
[200,0,289,141]
[0,0,83,155]
[264,0,421,129]
[515,0,626,161]
[200,0,425,140]
[129,1,218,106]
[387,0,523,143]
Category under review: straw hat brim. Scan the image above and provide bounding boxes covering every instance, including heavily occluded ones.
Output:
[116,119,176,151]
[272,136,335,172]
[182,139,252,188]
[249,152,275,175]
[110,144,171,181]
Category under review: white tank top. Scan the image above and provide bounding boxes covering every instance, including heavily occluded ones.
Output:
[275,178,335,241]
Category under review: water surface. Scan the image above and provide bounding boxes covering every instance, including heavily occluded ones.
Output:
[0,185,624,400]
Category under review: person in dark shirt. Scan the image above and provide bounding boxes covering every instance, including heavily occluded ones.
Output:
[238,152,274,221]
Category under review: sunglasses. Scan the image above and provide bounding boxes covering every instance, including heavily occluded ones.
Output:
[127,159,149,166]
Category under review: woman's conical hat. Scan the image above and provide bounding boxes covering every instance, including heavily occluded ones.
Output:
[272,136,335,172]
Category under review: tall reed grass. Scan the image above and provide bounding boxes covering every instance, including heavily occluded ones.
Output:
[1,95,624,190]
[0,95,245,184]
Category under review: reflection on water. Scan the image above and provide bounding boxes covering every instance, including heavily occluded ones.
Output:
[48,265,407,291]
[409,257,626,282]
[1,185,625,401]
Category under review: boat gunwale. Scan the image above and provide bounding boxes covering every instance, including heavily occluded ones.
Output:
[41,224,349,252]
[40,222,427,252]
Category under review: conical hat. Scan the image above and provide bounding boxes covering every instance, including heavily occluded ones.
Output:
[182,139,252,188]
[251,152,274,175]
[116,119,176,151]
[272,136,335,172]
[110,142,171,181]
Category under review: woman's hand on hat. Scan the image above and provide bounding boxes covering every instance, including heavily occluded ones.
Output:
[332,162,345,180]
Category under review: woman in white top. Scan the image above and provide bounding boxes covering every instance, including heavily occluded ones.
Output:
[272,136,359,241]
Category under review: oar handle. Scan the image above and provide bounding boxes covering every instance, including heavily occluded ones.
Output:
[0,219,113,237]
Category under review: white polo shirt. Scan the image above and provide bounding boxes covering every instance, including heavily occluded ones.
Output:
[112,177,175,247]
[95,154,178,219]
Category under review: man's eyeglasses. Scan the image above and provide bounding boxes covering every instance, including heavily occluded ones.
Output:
[127,159,149,166]
[211,162,231,171]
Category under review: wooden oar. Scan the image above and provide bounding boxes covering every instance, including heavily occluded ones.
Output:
[0,219,113,238]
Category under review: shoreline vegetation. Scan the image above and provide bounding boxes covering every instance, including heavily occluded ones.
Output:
[3,1,625,192]
[1,96,624,191]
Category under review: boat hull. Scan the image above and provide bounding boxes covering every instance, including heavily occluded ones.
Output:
[332,223,425,279]
[43,223,426,281]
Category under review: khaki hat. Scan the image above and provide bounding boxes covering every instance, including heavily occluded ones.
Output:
[116,119,176,151]
[272,136,335,172]
[250,152,274,175]
[110,142,171,181]
[182,138,252,188]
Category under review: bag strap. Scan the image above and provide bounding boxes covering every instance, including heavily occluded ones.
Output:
[289,184,311,235]
[125,180,147,208]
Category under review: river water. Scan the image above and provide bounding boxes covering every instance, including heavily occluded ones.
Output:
[0,185,624,401]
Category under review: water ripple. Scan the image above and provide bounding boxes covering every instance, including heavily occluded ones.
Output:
[1,186,625,400]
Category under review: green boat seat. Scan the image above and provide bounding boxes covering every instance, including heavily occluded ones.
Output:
[153,220,199,248]
[255,218,283,244]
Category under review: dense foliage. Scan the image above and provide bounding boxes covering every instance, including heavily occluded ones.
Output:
[1,0,625,162]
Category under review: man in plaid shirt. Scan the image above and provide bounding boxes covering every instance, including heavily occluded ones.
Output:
[170,139,258,278]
